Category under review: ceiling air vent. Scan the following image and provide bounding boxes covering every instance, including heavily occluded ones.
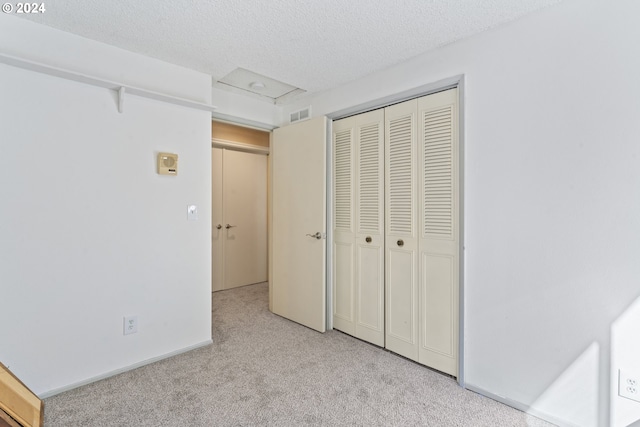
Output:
[290,106,311,124]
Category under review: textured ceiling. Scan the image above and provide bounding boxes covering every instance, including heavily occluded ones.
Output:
[16,0,561,103]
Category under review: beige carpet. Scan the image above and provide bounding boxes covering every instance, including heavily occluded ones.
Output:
[44,282,554,426]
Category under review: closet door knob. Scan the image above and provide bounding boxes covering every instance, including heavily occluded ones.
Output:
[225,224,236,229]
[216,224,222,230]
[397,239,404,247]
[365,236,372,243]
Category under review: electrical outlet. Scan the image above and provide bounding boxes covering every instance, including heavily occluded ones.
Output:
[123,315,138,335]
[619,370,640,403]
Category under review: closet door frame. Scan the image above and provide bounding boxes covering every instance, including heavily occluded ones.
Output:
[326,75,466,387]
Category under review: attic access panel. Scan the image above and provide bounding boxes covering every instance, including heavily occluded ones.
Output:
[215,68,305,102]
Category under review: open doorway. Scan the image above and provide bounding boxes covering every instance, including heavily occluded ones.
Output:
[211,121,270,292]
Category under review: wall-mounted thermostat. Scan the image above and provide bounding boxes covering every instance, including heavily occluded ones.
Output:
[158,152,178,175]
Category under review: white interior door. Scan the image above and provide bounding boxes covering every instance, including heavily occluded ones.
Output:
[271,116,327,333]
[212,148,268,292]
[223,149,268,289]
[384,90,459,376]
[417,88,459,376]
[385,99,419,361]
[354,109,385,346]
[332,118,355,336]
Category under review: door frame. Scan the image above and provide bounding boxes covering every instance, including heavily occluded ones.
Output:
[211,142,269,292]
[325,74,466,387]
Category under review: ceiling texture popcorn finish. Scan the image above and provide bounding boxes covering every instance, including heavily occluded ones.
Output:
[16,0,561,103]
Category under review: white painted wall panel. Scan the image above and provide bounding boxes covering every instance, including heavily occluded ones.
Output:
[0,16,212,396]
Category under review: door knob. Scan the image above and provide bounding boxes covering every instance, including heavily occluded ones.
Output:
[365,236,372,243]
[216,224,222,230]
[397,239,404,247]
[306,232,322,240]
[225,224,236,229]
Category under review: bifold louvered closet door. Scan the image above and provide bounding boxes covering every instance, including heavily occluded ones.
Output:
[333,109,385,346]
[333,88,459,377]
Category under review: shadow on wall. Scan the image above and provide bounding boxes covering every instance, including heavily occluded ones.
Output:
[529,296,640,427]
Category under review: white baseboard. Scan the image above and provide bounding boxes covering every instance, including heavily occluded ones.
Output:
[464,383,576,427]
[39,339,213,399]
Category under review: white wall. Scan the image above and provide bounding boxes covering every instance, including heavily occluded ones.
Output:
[286,1,640,426]
[0,16,212,396]
[211,87,282,129]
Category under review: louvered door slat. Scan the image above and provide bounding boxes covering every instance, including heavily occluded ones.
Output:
[423,105,453,237]
[388,114,413,235]
[358,123,381,232]
[334,129,352,230]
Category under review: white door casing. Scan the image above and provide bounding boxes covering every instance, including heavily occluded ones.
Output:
[271,116,327,333]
